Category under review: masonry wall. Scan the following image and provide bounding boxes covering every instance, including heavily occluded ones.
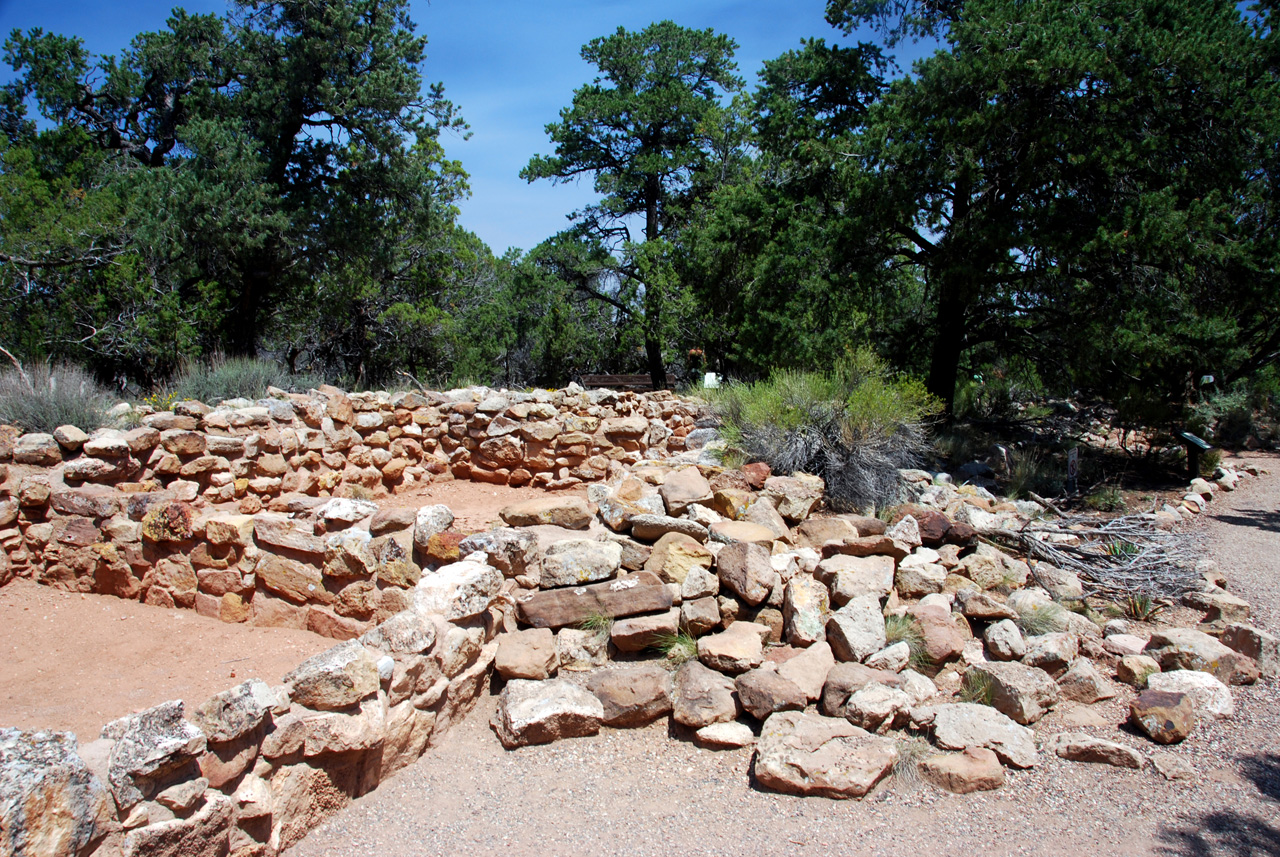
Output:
[0,385,705,641]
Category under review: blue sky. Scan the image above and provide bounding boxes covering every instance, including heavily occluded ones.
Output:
[0,0,940,254]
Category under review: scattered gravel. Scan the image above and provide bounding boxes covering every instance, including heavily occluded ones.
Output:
[288,453,1280,857]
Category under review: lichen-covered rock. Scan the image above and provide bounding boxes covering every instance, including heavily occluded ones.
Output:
[102,700,207,810]
[1130,689,1195,744]
[141,502,196,543]
[783,576,830,647]
[825,595,886,663]
[1147,670,1234,720]
[491,679,604,749]
[929,702,1039,768]
[754,711,898,799]
[0,728,114,857]
[119,792,233,857]
[412,504,455,552]
[843,683,913,734]
[359,609,437,655]
[1144,628,1235,673]
[14,433,62,466]
[282,640,380,711]
[413,559,502,621]
[188,679,277,743]
[541,539,622,588]
[458,527,541,586]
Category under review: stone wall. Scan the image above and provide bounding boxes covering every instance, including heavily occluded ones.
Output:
[0,385,706,640]
[4,604,501,857]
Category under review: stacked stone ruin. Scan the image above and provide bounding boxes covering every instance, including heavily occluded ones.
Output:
[1,384,1277,857]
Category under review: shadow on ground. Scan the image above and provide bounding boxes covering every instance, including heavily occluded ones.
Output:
[1157,753,1280,856]
[1212,508,1280,535]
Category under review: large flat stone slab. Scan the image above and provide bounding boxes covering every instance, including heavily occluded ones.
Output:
[516,571,673,629]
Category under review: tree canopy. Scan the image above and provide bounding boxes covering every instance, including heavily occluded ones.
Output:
[522,20,745,388]
[1,0,1275,431]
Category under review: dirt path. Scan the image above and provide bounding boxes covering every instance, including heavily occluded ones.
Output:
[0,579,333,741]
[285,454,1278,857]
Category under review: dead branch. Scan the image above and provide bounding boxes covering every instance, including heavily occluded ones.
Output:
[980,512,1199,599]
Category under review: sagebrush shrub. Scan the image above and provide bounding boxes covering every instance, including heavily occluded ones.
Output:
[0,362,114,433]
[707,349,940,511]
[173,356,323,404]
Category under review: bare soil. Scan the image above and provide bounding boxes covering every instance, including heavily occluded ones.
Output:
[0,479,583,743]
[373,478,588,533]
[288,452,1280,857]
[0,579,332,741]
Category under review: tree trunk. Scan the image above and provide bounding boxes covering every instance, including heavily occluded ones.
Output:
[926,269,968,415]
[643,175,667,389]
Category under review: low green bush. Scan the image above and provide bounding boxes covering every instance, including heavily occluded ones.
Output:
[706,349,941,511]
[173,357,323,404]
[0,362,114,433]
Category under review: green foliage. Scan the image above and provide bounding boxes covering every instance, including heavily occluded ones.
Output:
[816,0,1280,412]
[1085,487,1126,513]
[653,630,698,667]
[172,357,322,404]
[1120,593,1167,622]
[579,612,614,644]
[2,0,474,385]
[522,20,746,386]
[1103,539,1140,560]
[959,669,995,706]
[708,349,940,511]
[1005,448,1063,500]
[883,614,929,671]
[1191,382,1263,448]
[0,362,113,432]
[1015,602,1068,636]
[1200,449,1224,477]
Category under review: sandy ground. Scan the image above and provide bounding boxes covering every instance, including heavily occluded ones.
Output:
[0,579,333,741]
[288,452,1280,857]
[375,479,588,533]
[0,480,583,743]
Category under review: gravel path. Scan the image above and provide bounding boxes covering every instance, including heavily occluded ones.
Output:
[288,453,1280,857]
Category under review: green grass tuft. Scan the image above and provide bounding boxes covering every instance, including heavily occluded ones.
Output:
[652,630,698,667]
[892,737,933,791]
[884,614,930,672]
[1121,593,1167,622]
[1015,602,1068,636]
[578,612,614,644]
[959,669,996,706]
